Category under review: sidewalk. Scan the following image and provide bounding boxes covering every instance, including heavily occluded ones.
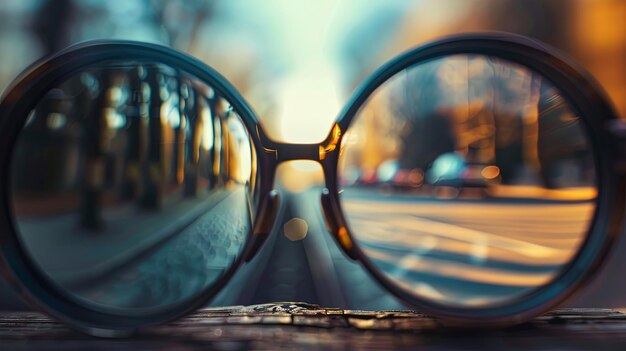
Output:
[16,189,237,287]
[487,185,597,201]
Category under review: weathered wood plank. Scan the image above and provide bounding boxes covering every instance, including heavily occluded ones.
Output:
[2,303,626,350]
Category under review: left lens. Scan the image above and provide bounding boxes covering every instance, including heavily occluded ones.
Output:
[338,53,598,308]
[9,59,256,312]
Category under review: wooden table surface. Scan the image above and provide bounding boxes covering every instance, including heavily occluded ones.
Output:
[2,303,626,350]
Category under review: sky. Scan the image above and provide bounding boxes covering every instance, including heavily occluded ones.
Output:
[197,0,412,143]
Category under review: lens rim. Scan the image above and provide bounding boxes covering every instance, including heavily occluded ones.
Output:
[328,32,625,326]
[0,41,269,336]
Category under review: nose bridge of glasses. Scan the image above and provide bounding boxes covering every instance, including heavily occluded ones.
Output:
[251,123,359,260]
[255,124,343,163]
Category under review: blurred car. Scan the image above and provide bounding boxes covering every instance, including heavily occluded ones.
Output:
[375,160,425,191]
[425,152,500,197]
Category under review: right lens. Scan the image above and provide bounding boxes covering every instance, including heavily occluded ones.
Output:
[339,54,597,308]
[9,59,256,311]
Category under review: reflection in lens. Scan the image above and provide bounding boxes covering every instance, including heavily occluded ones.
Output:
[339,55,596,307]
[10,61,257,310]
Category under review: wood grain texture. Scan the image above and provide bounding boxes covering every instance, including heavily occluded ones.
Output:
[2,303,626,350]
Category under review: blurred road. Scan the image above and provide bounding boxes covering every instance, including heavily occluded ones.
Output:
[1,185,602,311]
[340,187,594,306]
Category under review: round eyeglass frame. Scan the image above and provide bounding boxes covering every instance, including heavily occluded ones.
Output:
[0,33,623,336]
[327,33,625,327]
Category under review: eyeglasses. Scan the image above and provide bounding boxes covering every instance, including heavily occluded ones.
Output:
[0,33,623,337]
